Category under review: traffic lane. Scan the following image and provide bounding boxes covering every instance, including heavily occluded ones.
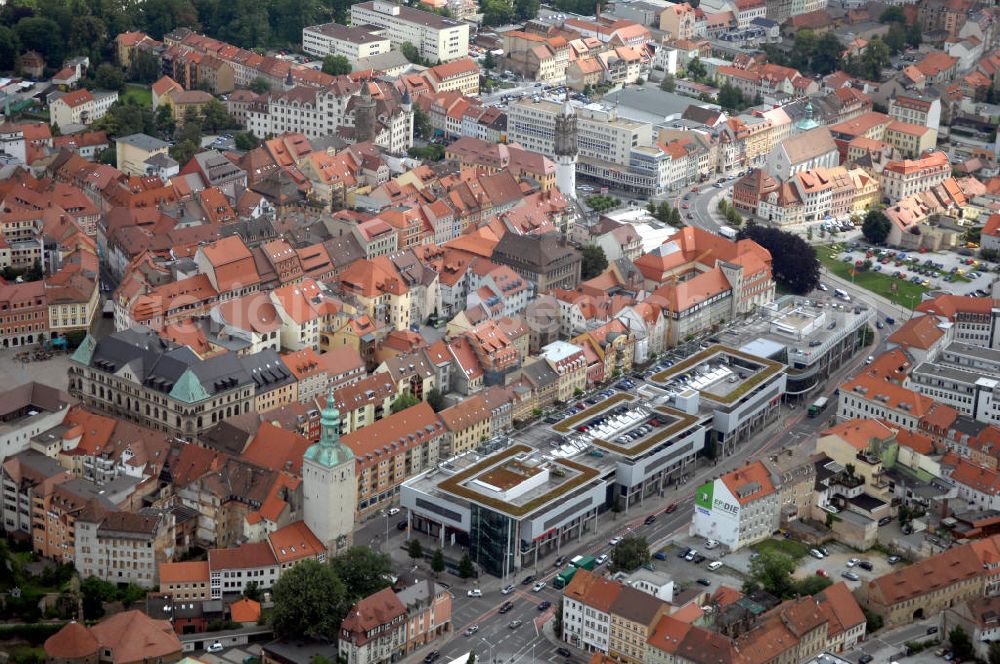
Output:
[436,591,552,663]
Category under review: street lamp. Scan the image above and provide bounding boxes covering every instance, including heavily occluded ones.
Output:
[480,636,496,664]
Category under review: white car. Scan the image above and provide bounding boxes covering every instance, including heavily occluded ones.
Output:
[501,585,515,595]
[206,642,224,653]
[609,536,622,546]
[707,561,723,571]
[704,540,718,549]
[846,558,860,567]
[809,549,825,559]
[467,588,482,597]
[387,507,401,516]
[595,554,608,565]
[532,581,547,592]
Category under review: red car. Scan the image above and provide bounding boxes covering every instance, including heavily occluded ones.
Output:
[682,203,690,209]
[816,569,828,577]
[665,503,678,514]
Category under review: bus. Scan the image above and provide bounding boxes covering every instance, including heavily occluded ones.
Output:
[808,396,829,418]
[719,226,737,240]
[570,555,596,570]
[553,566,578,589]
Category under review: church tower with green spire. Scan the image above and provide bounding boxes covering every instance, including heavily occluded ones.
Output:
[303,386,356,554]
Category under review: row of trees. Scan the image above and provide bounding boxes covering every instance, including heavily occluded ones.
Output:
[646,200,684,227]
[737,221,821,294]
[743,550,832,598]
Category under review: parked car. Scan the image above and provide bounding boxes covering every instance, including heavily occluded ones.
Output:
[465,625,479,636]
[521,575,535,586]
[707,561,723,571]
[859,655,873,664]
[858,560,874,571]
[207,642,224,653]
[424,652,441,663]
[841,571,860,581]
[554,556,567,567]
[816,569,828,577]
[809,549,825,559]
[697,578,711,586]
[596,554,608,565]
[557,648,572,657]
[846,558,859,567]
[397,520,408,530]
[467,589,482,597]
[609,536,622,546]
[887,555,902,564]
[927,626,939,635]
[387,507,401,516]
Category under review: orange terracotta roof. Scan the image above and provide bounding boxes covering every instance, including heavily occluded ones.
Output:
[719,460,775,505]
[229,598,261,623]
[268,520,325,564]
[822,418,896,449]
[158,560,210,586]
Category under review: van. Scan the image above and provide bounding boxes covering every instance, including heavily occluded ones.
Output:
[707,561,723,571]
[833,288,851,301]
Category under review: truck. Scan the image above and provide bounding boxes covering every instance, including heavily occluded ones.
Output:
[808,396,829,418]
[570,555,596,570]
[553,566,578,589]
[719,226,737,240]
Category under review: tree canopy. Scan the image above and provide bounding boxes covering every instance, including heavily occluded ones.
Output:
[329,546,394,602]
[322,55,352,76]
[391,393,421,413]
[610,536,650,573]
[270,559,347,639]
[737,222,821,294]
[862,209,892,245]
[581,244,609,280]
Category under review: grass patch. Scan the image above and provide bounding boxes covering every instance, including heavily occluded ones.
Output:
[755,538,809,560]
[819,248,927,308]
[121,84,152,107]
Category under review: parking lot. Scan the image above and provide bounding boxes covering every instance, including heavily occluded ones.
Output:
[792,543,896,591]
[835,244,997,297]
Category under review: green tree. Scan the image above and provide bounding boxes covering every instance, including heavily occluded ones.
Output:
[322,54,352,76]
[243,580,261,601]
[687,57,706,80]
[811,33,844,75]
[863,608,883,632]
[610,535,650,572]
[659,74,676,92]
[458,553,475,579]
[860,38,891,80]
[128,50,162,84]
[201,98,235,132]
[401,41,425,65]
[133,0,198,39]
[431,548,446,575]
[949,625,973,661]
[412,103,433,139]
[879,7,906,23]
[425,388,445,412]
[155,104,176,137]
[234,131,259,150]
[482,0,514,25]
[738,221,820,294]
[483,50,497,71]
[885,23,906,54]
[94,63,125,92]
[862,209,892,245]
[744,550,796,597]
[271,559,347,639]
[0,26,20,72]
[656,201,672,223]
[330,547,393,602]
[905,23,922,48]
[793,575,832,596]
[669,206,682,227]
[81,576,118,620]
[514,0,540,21]
[718,82,749,113]
[248,77,271,94]
[15,17,64,67]
[584,195,619,213]
[170,139,200,167]
[69,16,108,65]
[391,393,420,413]
[407,538,424,560]
[581,244,609,280]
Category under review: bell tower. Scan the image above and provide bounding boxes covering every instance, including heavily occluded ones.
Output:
[554,91,578,199]
[302,386,356,554]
